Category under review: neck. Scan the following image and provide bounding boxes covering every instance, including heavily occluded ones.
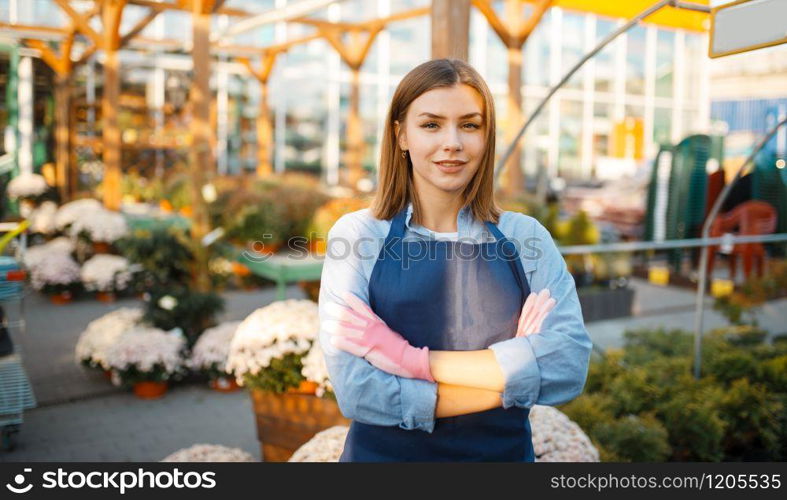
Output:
[412,180,464,233]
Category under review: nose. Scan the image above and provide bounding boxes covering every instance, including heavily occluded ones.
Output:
[442,126,463,152]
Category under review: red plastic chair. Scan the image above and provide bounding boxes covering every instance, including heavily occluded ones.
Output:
[707,200,777,281]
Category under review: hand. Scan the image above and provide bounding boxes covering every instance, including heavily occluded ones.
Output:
[325,292,434,382]
[516,289,556,337]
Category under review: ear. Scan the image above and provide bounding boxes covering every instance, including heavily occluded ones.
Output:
[394,120,407,151]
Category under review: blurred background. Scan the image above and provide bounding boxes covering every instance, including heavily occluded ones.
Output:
[0,0,785,464]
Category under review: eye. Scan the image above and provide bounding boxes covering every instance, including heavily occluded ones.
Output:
[463,123,481,130]
[421,122,438,129]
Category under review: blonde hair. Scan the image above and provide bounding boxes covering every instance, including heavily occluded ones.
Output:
[370,58,501,224]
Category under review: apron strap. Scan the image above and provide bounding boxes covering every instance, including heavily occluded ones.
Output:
[485,220,531,300]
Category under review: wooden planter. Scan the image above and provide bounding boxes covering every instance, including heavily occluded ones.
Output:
[250,387,350,462]
[578,286,635,323]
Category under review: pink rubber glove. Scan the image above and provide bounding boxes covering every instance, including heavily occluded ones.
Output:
[516,289,556,337]
[328,292,434,382]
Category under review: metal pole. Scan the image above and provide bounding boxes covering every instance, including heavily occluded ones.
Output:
[494,0,710,185]
[692,115,787,379]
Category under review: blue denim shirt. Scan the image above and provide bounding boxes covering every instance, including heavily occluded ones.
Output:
[317,202,592,433]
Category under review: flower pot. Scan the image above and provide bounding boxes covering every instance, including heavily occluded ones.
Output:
[133,381,168,399]
[286,380,318,395]
[209,376,240,393]
[250,388,350,462]
[103,369,112,381]
[50,291,73,305]
[231,262,251,277]
[96,291,116,303]
[92,241,112,254]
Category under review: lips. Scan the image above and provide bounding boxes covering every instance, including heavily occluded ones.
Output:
[434,160,467,174]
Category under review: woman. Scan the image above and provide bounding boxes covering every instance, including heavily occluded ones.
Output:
[318,58,591,462]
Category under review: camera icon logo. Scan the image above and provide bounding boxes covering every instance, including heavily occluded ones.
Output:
[6,468,33,494]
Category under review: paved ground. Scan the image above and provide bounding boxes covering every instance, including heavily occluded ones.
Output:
[2,277,785,462]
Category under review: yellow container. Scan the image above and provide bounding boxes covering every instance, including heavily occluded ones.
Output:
[710,278,734,298]
[648,266,670,286]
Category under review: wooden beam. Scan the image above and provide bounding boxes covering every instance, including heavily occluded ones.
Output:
[24,39,65,74]
[53,0,103,47]
[119,7,162,48]
[516,0,552,45]
[127,0,251,16]
[101,0,128,210]
[432,0,471,60]
[0,22,70,37]
[471,0,511,45]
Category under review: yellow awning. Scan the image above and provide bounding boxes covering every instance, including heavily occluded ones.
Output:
[550,0,710,32]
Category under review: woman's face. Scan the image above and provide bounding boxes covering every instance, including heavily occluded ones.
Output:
[395,83,486,195]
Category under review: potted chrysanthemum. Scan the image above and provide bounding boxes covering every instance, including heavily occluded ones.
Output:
[103,326,187,399]
[8,172,50,216]
[28,251,82,304]
[161,444,255,462]
[68,209,129,254]
[225,299,348,462]
[74,307,143,380]
[79,254,134,302]
[188,321,242,392]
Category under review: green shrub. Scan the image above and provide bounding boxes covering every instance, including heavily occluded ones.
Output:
[584,350,625,393]
[592,414,672,462]
[143,288,225,347]
[622,328,693,365]
[559,393,616,436]
[705,350,761,386]
[606,367,660,416]
[116,228,193,289]
[717,379,783,460]
[656,386,727,461]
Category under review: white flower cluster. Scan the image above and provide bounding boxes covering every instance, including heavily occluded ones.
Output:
[529,405,599,462]
[189,321,241,372]
[288,406,600,463]
[80,254,132,292]
[23,236,75,269]
[301,342,333,397]
[54,199,103,230]
[8,172,48,199]
[67,208,129,243]
[74,307,144,368]
[288,426,348,462]
[104,326,186,376]
[28,201,58,234]
[226,299,319,384]
[161,444,255,462]
[29,252,80,290]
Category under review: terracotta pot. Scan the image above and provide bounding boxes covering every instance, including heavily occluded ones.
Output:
[133,381,168,399]
[159,200,173,213]
[209,376,240,393]
[103,369,112,381]
[250,388,349,462]
[96,291,116,303]
[92,241,112,254]
[231,262,251,277]
[286,380,318,395]
[50,291,72,305]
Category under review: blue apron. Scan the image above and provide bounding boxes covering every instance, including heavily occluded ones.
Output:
[339,206,535,462]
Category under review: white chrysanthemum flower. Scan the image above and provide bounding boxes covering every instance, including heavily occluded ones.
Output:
[529,405,600,462]
[29,253,80,290]
[189,321,241,372]
[8,172,48,199]
[103,326,186,376]
[80,254,132,292]
[161,444,255,462]
[28,201,58,234]
[67,209,129,243]
[74,307,144,368]
[226,299,319,385]
[23,236,74,269]
[54,198,103,230]
[301,342,333,397]
[158,295,177,311]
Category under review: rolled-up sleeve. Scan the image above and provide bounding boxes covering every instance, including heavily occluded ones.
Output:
[488,218,592,409]
[318,214,438,432]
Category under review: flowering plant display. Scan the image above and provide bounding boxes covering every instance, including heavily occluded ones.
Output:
[226,299,319,393]
[23,237,75,269]
[142,288,225,347]
[80,254,133,292]
[28,252,81,296]
[161,444,255,462]
[188,321,241,380]
[301,341,334,398]
[8,172,49,201]
[103,326,187,386]
[54,199,103,231]
[28,201,58,234]
[68,208,129,243]
[74,307,144,370]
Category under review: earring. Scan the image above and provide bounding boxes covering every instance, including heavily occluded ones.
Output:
[401,151,407,158]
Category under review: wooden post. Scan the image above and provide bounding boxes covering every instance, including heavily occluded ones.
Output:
[101,0,126,211]
[431,0,470,60]
[504,0,524,195]
[189,0,215,292]
[347,66,362,187]
[257,81,272,177]
[54,74,71,200]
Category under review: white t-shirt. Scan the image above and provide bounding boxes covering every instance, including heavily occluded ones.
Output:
[431,231,459,241]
